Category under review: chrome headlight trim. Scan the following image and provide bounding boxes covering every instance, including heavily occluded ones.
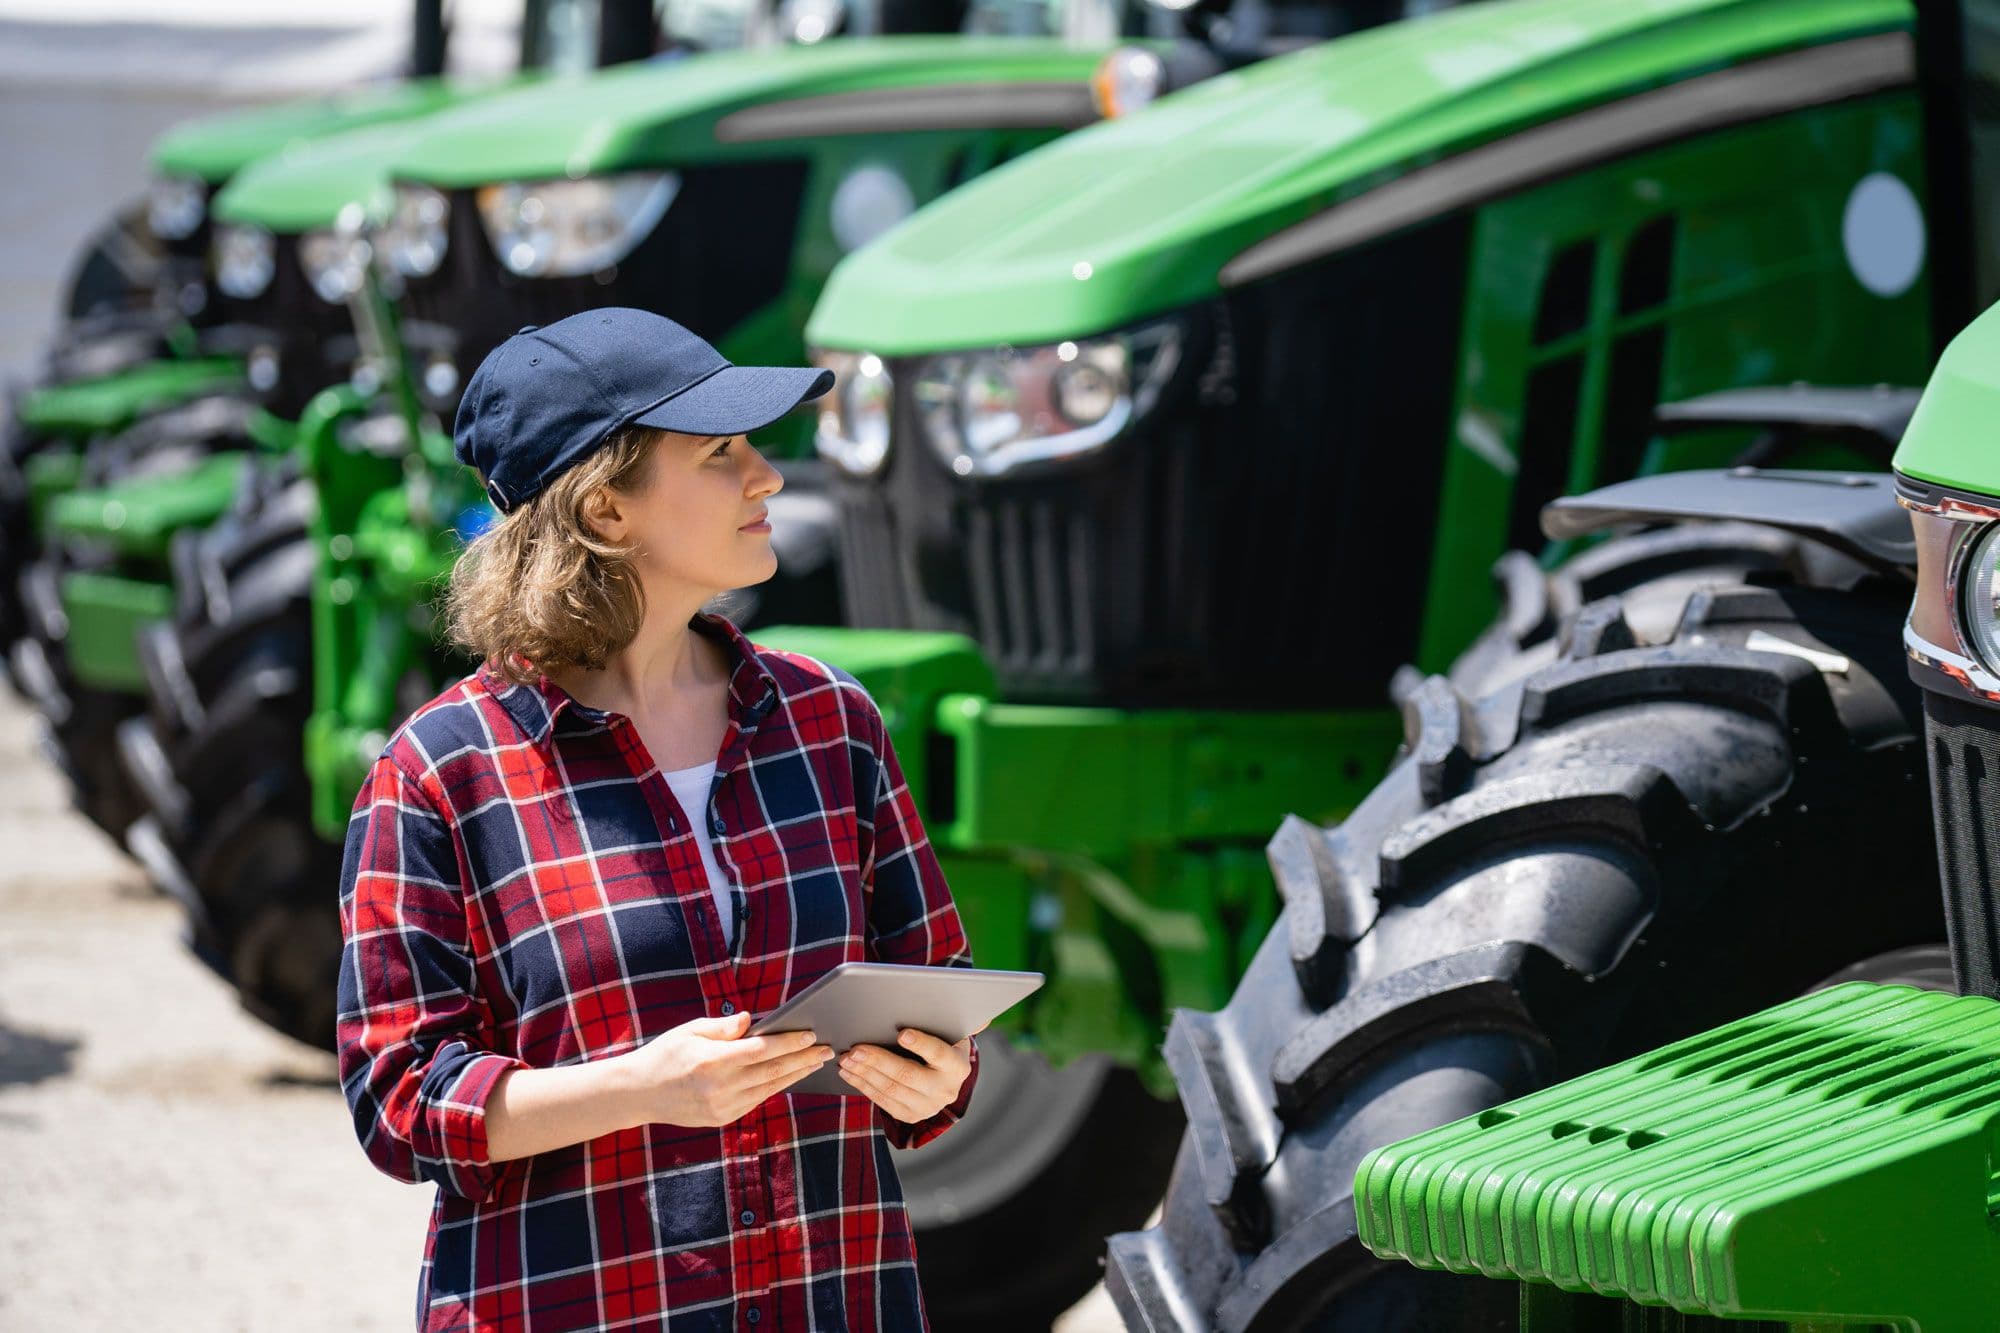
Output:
[213,223,276,300]
[381,183,450,278]
[1902,492,2000,701]
[811,349,892,477]
[298,227,373,304]
[911,320,1183,479]
[475,172,680,278]
[149,174,206,241]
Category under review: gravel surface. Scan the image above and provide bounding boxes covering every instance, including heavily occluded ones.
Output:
[0,687,1126,1330]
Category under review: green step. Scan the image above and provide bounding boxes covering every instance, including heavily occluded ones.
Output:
[1354,982,2000,1332]
[47,450,249,560]
[14,357,243,439]
[61,570,173,693]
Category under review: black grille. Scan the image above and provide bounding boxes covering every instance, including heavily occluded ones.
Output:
[208,233,358,419]
[1923,688,2000,999]
[398,159,811,415]
[834,214,1471,707]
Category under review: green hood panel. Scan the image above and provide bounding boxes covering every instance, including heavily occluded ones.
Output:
[808,0,1912,354]
[1894,301,2000,495]
[389,39,1104,188]
[212,95,515,233]
[150,78,477,184]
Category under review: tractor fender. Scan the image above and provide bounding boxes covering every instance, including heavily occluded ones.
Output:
[1541,467,1915,574]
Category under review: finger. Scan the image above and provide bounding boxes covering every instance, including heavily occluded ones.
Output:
[687,1011,755,1039]
[733,1044,834,1089]
[894,1028,959,1068]
[739,1052,835,1107]
[845,1045,933,1095]
[837,1062,928,1121]
[726,1030,821,1064]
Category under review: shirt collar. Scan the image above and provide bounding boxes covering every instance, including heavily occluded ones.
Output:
[477,611,779,745]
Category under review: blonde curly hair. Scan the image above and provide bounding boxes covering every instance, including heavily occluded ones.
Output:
[441,423,661,687]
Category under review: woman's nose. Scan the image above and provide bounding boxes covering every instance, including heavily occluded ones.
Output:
[747,448,783,498]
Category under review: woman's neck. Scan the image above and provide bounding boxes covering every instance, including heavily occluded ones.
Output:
[544,600,730,719]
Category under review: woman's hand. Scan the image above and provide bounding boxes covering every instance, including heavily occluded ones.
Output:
[615,1011,834,1129]
[837,1028,973,1123]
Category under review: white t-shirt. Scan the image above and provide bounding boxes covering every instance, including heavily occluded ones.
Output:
[661,759,734,948]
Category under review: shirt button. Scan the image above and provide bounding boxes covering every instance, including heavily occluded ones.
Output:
[746,1310,761,1325]
[721,1001,736,1015]
[740,1209,756,1227]
[711,816,726,836]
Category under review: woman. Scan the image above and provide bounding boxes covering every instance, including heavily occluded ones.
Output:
[336,307,979,1332]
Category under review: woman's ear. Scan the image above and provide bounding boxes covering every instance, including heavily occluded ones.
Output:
[580,483,628,545]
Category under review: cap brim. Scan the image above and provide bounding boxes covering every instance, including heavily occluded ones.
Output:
[630,364,835,438]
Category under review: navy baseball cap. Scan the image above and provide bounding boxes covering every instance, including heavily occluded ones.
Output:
[453,307,835,513]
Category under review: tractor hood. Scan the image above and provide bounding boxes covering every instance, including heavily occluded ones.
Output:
[388,38,1104,189]
[1894,300,2000,497]
[150,77,479,185]
[211,119,432,234]
[806,0,1913,355]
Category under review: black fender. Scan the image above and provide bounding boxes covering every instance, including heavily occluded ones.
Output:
[1541,466,1915,574]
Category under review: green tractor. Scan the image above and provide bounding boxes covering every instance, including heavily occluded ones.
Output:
[1336,1,2000,1328]
[783,0,1933,1316]
[1100,0,2000,1328]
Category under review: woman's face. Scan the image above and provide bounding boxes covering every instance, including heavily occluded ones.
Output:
[591,427,785,599]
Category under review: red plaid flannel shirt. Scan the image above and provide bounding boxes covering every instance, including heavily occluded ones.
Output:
[336,611,978,1332]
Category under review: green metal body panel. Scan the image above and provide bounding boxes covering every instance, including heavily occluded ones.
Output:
[47,451,249,561]
[15,358,244,439]
[150,77,477,184]
[1414,91,1930,664]
[388,39,1106,186]
[754,627,1401,1083]
[807,0,1912,353]
[1892,295,2000,493]
[23,450,83,526]
[213,78,551,232]
[61,572,175,692]
[1355,981,2000,1332]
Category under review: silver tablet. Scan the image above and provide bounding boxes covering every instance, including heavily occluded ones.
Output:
[749,962,1044,1098]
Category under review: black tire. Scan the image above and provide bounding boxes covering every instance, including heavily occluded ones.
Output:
[899,1037,1183,1332]
[14,398,259,838]
[115,466,325,1046]
[60,198,163,324]
[1107,546,1943,1332]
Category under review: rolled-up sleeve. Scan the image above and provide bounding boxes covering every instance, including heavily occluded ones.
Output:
[853,692,980,1150]
[335,754,529,1201]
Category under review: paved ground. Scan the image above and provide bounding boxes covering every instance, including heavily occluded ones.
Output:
[0,684,1125,1330]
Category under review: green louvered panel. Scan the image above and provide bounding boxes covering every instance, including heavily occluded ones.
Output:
[1354,982,2000,1332]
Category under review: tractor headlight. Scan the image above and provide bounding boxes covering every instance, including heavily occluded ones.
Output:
[381,184,449,278]
[1958,521,2000,676]
[214,224,276,300]
[298,228,372,304]
[475,172,679,278]
[911,320,1182,478]
[149,175,206,241]
[1091,47,1166,120]
[811,349,892,477]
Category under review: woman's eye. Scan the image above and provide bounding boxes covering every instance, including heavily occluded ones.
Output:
[711,439,734,459]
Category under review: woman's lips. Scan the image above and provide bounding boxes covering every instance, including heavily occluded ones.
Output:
[739,512,771,533]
